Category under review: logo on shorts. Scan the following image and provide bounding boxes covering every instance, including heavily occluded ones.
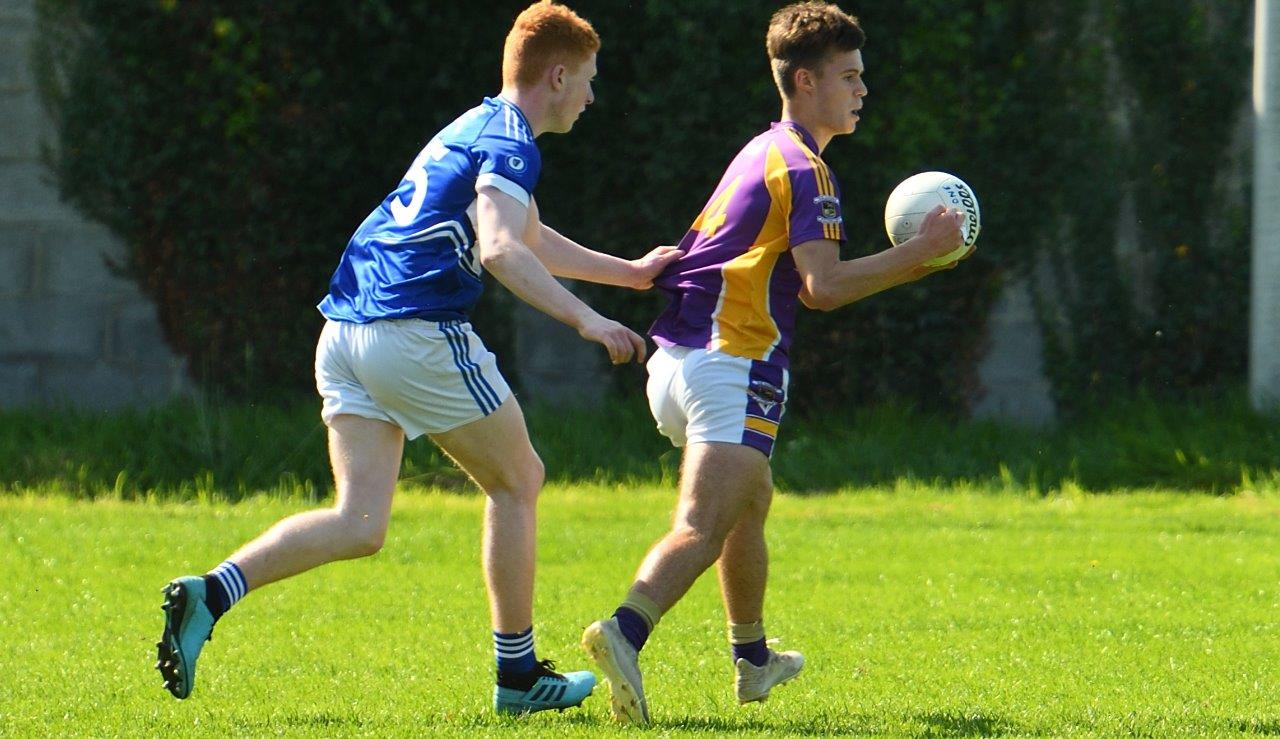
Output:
[748,380,785,416]
[814,195,842,226]
[506,155,527,173]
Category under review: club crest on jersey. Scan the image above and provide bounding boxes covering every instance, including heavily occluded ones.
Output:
[506,155,527,173]
[814,195,842,226]
[748,380,785,416]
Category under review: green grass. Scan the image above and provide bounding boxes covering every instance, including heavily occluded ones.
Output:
[3,486,1280,736]
[2,391,1279,499]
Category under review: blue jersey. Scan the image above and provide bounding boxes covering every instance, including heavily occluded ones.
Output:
[318,96,540,323]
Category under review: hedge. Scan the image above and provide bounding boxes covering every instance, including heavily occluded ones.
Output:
[33,0,1251,415]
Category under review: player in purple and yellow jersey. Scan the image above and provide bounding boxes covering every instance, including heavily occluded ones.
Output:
[582,2,970,724]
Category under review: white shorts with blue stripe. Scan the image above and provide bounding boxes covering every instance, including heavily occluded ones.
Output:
[315,318,511,439]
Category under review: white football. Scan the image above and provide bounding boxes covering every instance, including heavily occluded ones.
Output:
[884,171,981,266]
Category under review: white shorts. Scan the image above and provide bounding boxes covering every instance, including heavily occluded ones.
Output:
[646,345,790,457]
[315,318,511,439]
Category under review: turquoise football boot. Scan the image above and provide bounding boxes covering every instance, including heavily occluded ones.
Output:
[493,660,597,715]
[155,576,216,699]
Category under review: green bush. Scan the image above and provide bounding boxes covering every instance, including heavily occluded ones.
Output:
[1031,0,1253,410]
[33,0,1251,414]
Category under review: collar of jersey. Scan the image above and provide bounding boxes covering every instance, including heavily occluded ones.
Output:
[772,120,820,156]
[494,95,534,138]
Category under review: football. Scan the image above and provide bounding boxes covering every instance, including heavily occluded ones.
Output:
[884,171,982,266]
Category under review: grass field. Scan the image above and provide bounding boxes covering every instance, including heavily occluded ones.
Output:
[3,485,1280,736]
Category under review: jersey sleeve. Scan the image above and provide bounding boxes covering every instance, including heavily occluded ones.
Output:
[787,158,846,246]
[471,129,541,207]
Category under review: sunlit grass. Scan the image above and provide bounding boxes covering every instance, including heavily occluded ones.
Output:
[3,486,1279,736]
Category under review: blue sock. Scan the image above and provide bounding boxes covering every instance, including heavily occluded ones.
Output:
[733,638,769,667]
[494,626,538,688]
[203,561,247,621]
[613,606,651,652]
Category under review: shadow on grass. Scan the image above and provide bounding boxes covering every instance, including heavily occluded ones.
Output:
[655,711,1026,736]
[236,711,368,732]
[452,708,883,736]
[653,713,881,736]
[1230,718,1280,735]
[913,711,1027,737]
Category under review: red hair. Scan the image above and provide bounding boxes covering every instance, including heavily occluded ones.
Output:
[502,1,600,87]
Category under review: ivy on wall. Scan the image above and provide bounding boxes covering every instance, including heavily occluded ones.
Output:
[1031,0,1252,411]
[33,0,1251,414]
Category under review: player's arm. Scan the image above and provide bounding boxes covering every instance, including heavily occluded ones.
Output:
[476,186,647,363]
[534,225,682,289]
[521,198,681,289]
[792,205,968,311]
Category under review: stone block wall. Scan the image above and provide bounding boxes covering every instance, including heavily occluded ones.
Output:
[0,0,189,410]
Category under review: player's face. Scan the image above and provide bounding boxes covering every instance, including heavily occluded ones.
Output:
[549,53,597,133]
[814,49,867,136]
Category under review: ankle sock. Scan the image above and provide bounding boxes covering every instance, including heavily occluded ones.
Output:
[204,561,247,621]
[494,626,539,689]
[613,590,662,652]
[729,620,769,667]
[614,607,650,652]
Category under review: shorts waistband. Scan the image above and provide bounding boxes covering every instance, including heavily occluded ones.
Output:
[392,318,469,330]
[328,317,470,330]
[658,344,695,358]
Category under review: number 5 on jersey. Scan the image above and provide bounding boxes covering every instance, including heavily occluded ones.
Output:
[390,138,450,227]
[390,166,427,226]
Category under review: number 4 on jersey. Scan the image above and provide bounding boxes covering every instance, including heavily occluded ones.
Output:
[695,175,744,238]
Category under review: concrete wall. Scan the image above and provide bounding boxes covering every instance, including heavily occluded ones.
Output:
[0,0,188,410]
[1252,0,1280,410]
[512,285,606,407]
[972,278,1056,426]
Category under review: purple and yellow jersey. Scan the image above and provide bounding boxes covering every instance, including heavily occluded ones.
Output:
[649,121,845,369]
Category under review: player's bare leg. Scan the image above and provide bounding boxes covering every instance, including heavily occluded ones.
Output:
[713,463,802,703]
[716,466,773,626]
[633,442,770,610]
[429,398,543,633]
[583,442,767,724]
[429,395,596,714]
[229,414,404,586]
[156,414,402,699]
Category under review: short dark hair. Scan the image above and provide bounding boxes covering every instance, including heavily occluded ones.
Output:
[766,2,865,97]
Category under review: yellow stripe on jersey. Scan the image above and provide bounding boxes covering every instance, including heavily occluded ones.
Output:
[783,128,841,241]
[744,415,779,437]
[782,128,835,197]
[710,142,792,360]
